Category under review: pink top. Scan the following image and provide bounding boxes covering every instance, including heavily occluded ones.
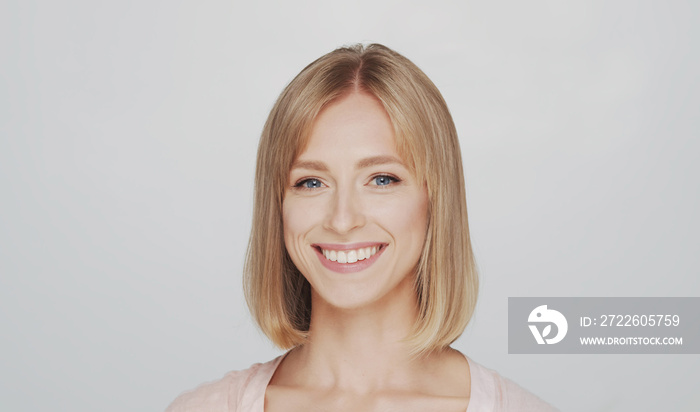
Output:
[165,354,558,412]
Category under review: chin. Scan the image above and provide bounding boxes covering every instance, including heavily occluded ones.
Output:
[310,278,415,314]
[312,290,380,312]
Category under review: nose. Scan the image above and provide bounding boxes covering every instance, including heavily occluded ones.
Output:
[324,187,366,234]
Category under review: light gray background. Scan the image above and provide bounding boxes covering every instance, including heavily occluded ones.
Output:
[1,1,698,411]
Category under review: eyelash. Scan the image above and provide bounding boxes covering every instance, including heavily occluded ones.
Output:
[293,178,325,190]
[370,174,401,187]
[292,174,401,190]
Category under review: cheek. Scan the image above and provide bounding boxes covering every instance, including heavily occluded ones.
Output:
[408,190,429,224]
[404,195,429,245]
[282,199,304,274]
[282,196,318,251]
[382,191,429,235]
[282,199,300,247]
[402,193,429,269]
[282,197,327,280]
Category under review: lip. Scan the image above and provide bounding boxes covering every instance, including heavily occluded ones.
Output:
[311,242,387,274]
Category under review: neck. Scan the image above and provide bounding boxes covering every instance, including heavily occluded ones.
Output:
[289,278,430,392]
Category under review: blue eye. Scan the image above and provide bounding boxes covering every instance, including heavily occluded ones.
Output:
[372,175,397,186]
[298,178,323,189]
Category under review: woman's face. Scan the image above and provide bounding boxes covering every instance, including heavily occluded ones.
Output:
[283,92,429,312]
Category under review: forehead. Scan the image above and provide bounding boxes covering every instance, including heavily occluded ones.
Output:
[296,92,398,161]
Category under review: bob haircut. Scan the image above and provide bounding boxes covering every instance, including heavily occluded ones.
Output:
[244,43,478,356]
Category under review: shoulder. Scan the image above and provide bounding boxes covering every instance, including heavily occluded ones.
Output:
[466,358,559,412]
[164,356,284,412]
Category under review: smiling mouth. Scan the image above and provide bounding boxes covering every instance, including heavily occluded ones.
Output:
[311,243,387,271]
[317,245,382,264]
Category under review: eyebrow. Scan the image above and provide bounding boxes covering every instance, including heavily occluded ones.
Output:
[291,160,328,172]
[291,155,404,172]
[356,155,404,169]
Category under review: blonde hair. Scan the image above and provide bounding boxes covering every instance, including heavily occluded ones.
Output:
[244,43,478,355]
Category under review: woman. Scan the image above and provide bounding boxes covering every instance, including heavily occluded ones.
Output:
[166,44,557,411]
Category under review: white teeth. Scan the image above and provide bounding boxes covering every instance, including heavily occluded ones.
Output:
[337,251,347,263]
[319,246,381,264]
